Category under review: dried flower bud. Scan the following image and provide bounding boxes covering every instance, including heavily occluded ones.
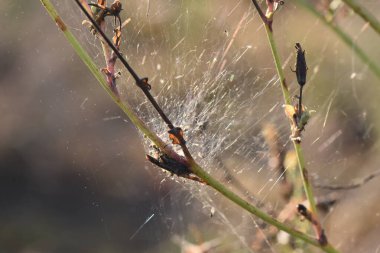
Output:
[293,43,308,86]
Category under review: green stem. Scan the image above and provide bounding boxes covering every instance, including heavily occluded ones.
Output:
[40,0,337,252]
[296,0,380,80]
[39,0,177,160]
[293,142,317,214]
[264,22,339,253]
[341,0,380,36]
[264,24,291,105]
[189,161,321,248]
[190,159,340,253]
[264,20,319,220]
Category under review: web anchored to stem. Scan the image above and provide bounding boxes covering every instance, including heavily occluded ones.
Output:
[39,0,344,252]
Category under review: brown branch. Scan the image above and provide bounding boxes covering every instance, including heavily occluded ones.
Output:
[81,0,120,96]
[75,0,198,173]
[251,0,268,24]
[74,0,175,129]
[314,169,380,191]
[250,0,284,31]
[78,0,93,16]
[297,204,328,246]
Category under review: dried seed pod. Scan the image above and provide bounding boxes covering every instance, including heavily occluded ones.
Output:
[292,43,309,126]
[293,43,308,87]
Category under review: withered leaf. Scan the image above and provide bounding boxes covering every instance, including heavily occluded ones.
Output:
[284,104,296,120]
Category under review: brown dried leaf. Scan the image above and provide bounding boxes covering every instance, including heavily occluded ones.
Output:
[283,104,296,120]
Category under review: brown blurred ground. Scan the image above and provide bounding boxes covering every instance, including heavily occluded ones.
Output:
[0,1,172,252]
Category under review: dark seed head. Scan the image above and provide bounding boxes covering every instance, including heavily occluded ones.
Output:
[294,42,307,86]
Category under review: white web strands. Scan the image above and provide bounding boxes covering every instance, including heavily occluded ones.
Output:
[53,0,379,252]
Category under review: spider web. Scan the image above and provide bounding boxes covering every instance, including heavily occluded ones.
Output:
[50,0,380,252]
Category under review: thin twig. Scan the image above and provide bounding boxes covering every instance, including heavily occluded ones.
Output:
[74,0,198,168]
[74,0,175,129]
[263,0,317,221]
[41,1,339,251]
[315,169,380,191]
[250,0,268,24]
[297,204,328,246]
[250,1,338,252]
[187,160,324,249]
[40,0,185,165]
[76,0,198,176]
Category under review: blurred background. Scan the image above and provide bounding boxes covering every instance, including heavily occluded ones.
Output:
[1,0,380,252]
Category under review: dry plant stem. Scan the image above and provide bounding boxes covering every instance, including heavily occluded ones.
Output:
[250,0,268,25]
[190,158,339,252]
[264,21,324,239]
[74,0,195,164]
[74,0,175,130]
[295,0,380,81]
[41,1,338,252]
[90,3,120,96]
[188,161,322,248]
[39,0,183,165]
[254,2,338,251]
[263,23,290,105]
[297,204,327,245]
[79,0,92,14]
[264,13,332,242]
[315,168,380,191]
[341,0,380,36]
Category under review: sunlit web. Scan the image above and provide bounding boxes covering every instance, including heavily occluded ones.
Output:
[51,0,378,252]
